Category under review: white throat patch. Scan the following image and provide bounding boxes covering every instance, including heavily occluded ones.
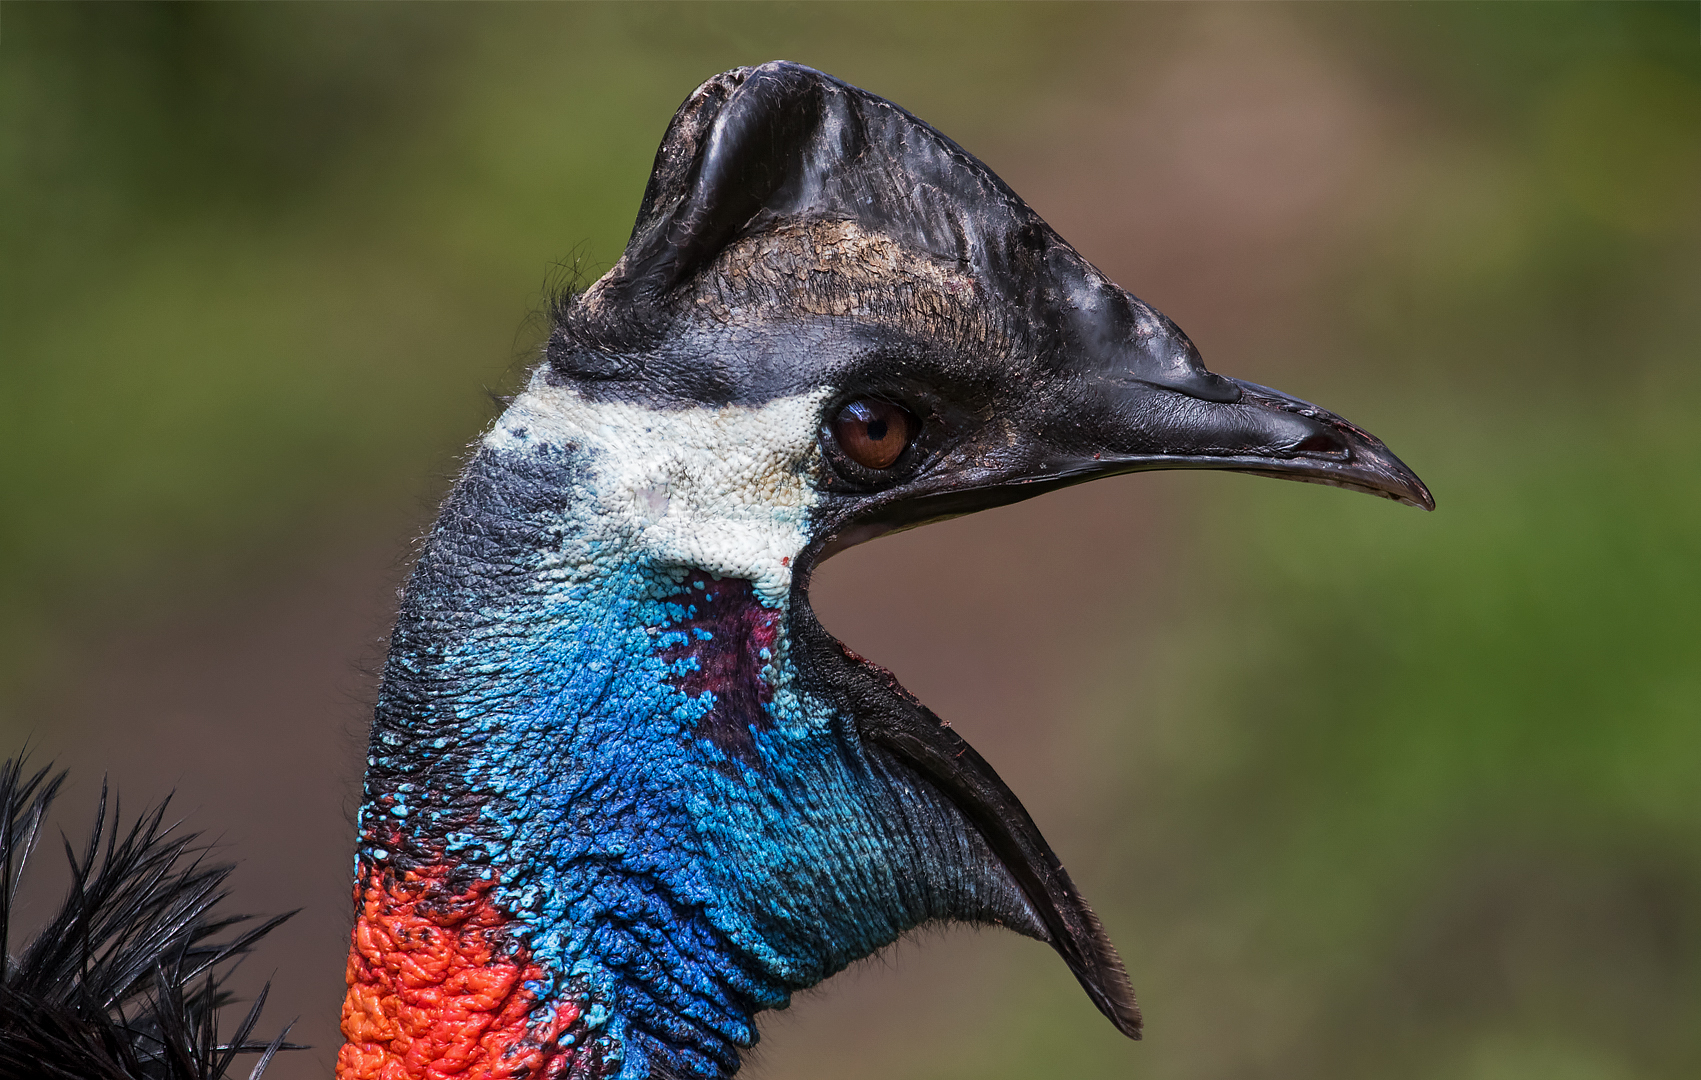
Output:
[485,374,831,603]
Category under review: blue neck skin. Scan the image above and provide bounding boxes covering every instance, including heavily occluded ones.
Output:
[359,437,1026,1079]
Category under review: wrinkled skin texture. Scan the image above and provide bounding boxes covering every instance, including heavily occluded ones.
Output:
[341,62,1429,1080]
[340,857,593,1080]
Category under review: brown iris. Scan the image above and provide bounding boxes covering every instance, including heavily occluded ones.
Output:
[832,398,918,470]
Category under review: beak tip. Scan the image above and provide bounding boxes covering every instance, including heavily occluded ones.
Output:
[1366,471,1435,513]
[1374,451,1435,512]
[1386,470,1435,512]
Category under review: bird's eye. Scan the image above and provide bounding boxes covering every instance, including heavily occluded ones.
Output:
[831,399,918,471]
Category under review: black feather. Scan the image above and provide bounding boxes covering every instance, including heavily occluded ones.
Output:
[0,757,300,1080]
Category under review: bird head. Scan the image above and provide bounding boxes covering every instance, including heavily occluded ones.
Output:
[344,62,1430,1080]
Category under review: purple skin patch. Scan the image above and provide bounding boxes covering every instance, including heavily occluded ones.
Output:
[656,572,782,763]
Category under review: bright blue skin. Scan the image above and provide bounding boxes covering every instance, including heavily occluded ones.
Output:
[359,436,1028,1079]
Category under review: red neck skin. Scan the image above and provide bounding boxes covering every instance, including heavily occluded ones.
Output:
[337,854,609,1080]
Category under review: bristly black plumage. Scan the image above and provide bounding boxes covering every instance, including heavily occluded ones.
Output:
[0,757,299,1080]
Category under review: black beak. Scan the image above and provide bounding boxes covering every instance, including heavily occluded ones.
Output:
[1029,274,1433,510]
[1037,373,1435,511]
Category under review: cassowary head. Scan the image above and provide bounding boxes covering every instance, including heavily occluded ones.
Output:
[341,62,1430,1080]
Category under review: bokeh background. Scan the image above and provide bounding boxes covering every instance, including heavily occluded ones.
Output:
[4,3,1699,1078]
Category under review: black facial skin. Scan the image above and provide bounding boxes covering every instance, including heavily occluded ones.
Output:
[545,61,1433,1040]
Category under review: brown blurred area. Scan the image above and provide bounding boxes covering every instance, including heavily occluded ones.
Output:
[6,4,1698,1079]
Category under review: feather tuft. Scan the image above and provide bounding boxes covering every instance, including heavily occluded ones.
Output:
[0,757,300,1079]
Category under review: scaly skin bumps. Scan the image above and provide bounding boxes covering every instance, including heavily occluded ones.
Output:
[338,858,596,1080]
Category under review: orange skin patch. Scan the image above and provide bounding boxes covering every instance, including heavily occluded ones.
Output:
[338,859,591,1080]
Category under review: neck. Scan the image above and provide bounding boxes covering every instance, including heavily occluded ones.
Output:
[339,436,785,1080]
[338,385,1028,1079]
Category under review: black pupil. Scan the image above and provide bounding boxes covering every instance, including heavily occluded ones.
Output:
[866,417,888,441]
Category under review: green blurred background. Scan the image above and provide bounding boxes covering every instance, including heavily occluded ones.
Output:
[4,3,1698,1078]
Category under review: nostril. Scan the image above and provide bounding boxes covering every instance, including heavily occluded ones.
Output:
[1292,428,1348,456]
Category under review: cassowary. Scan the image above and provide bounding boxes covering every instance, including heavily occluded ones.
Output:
[2,62,1431,1080]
